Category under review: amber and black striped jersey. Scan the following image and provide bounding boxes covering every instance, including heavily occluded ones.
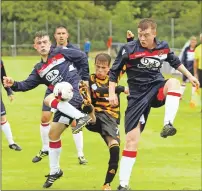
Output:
[89,74,125,123]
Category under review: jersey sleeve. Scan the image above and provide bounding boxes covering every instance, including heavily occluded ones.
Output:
[11,68,42,92]
[109,46,129,83]
[165,43,181,69]
[61,47,90,81]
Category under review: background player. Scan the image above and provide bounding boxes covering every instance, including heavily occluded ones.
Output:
[1,60,21,151]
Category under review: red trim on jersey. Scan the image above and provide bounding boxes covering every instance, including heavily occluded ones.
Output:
[157,87,165,101]
[126,63,132,68]
[122,150,137,158]
[1,120,7,125]
[49,140,61,148]
[37,54,64,74]
[129,48,170,59]
[187,49,194,52]
[51,99,59,109]
[167,92,181,97]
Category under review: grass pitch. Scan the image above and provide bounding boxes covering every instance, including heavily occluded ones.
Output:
[1,56,201,190]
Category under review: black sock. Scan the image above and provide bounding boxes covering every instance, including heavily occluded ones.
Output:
[104,144,120,185]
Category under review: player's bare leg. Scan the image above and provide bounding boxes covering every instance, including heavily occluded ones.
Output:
[161,78,181,138]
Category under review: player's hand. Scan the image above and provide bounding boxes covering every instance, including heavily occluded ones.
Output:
[8,94,14,102]
[3,76,14,87]
[188,75,200,88]
[127,30,134,39]
[109,93,119,107]
[124,87,129,95]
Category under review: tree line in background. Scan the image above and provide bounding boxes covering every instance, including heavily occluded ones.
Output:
[2,0,201,54]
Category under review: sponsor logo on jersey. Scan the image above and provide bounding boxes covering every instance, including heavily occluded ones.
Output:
[139,57,161,68]
[45,70,59,81]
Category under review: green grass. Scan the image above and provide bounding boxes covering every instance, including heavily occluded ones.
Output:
[1,56,201,190]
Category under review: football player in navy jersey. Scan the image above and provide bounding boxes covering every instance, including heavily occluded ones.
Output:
[108,18,200,190]
[32,26,88,166]
[1,60,21,151]
[3,30,91,188]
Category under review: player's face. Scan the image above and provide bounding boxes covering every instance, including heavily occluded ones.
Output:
[34,36,51,56]
[138,27,156,49]
[190,39,197,48]
[95,61,109,79]
[54,28,69,46]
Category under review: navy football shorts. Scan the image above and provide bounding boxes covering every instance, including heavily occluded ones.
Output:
[125,80,167,134]
[1,99,6,116]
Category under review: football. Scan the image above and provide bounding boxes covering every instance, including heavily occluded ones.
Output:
[53,81,74,101]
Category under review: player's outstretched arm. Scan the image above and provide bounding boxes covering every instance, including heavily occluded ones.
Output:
[177,64,200,88]
[3,69,42,92]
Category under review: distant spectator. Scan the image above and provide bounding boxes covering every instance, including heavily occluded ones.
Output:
[180,36,197,99]
[84,38,91,57]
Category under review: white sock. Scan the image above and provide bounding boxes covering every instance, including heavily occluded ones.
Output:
[1,121,15,145]
[119,150,137,187]
[49,139,62,175]
[180,85,186,96]
[40,123,50,151]
[164,90,181,125]
[50,99,84,119]
[72,131,84,157]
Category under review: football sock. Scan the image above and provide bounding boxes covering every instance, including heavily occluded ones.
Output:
[40,122,50,152]
[1,121,15,145]
[50,99,84,119]
[119,150,137,187]
[104,144,120,185]
[49,139,62,175]
[180,84,186,96]
[191,86,196,95]
[164,90,181,125]
[72,130,84,157]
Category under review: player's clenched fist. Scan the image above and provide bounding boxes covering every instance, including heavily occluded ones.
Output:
[3,76,14,87]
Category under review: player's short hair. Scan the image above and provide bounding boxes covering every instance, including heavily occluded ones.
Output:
[138,18,157,31]
[95,53,111,66]
[55,25,68,33]
[34,30,49,40]
[190,36,197,41]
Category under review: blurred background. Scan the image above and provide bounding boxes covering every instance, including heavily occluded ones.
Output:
[1,1,201,57]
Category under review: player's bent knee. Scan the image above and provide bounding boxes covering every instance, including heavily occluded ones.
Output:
[44,93,55,107]
[167,78,180,88]
[1,115,6,122]
[41,112,52,123]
